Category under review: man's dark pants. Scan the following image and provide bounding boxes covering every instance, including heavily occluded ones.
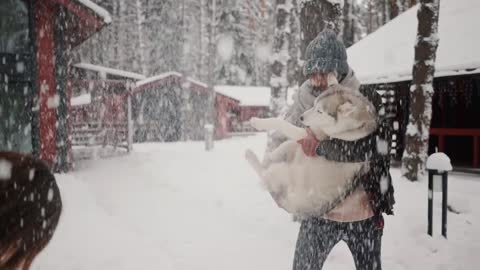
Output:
[293,217,383,270]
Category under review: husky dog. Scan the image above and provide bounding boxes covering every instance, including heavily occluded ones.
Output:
[245,84,377,217]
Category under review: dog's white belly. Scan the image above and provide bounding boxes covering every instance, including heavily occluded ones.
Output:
[262,145,368,215]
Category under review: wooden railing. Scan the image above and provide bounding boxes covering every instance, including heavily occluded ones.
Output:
[71,122,129,150]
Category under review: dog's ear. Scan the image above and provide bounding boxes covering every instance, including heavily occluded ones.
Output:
[337,101,356,117]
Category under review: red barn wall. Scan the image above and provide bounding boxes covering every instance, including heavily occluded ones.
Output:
[239,106,269,122]
[215,94,240,138]
[35,1,57,165]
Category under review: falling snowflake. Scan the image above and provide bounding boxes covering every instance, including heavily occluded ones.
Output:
[47,94,60,108]
[380,176,389,194]
[376,138,389,155]
[0,159,13,181]
[29,168,35,181]
[47,188,54,201]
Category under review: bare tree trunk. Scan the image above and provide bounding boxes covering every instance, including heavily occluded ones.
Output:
[288,0,302,86]
[205,0,217,128]
[135,0,148,76]
[401,0,440,181]
[367,0,374,33]
[270,0,293,117]
[342,0,355,47]
[298,0,342,84]
[389,0,400,19]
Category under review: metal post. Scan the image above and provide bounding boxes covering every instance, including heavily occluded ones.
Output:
[442,172,448,238]
[127,94,133,152]
[428,170,433,236]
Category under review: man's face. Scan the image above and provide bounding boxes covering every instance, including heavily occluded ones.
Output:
[309,73,329,90]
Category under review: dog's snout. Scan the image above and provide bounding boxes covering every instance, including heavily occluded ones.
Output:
[300,116,304,121]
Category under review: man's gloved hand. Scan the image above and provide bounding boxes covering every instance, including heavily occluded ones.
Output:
[297,128,320,157]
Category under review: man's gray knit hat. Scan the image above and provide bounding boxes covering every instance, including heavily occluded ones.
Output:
[303,30,349,77]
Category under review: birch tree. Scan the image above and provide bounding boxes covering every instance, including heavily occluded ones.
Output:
[401,0,440,181]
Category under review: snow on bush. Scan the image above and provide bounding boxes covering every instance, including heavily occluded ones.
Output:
[217,34,234,61]
[255,43,272,62]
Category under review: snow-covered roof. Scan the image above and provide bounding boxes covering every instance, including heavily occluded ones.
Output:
[135,72,208,90]
[347,0,480,84]
[136,72,183,87]
[214,85,271,107]
[76,0,112,24]
[74,63,146,80]
[187,77,208,89]
[71,93,92,106]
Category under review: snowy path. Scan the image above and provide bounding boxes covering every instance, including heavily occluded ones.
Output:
[32,134,479,270]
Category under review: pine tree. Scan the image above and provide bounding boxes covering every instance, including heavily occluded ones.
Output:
[401,0,440,181]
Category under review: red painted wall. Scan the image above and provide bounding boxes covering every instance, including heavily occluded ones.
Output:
[215,94,240,138]
[239,106,269,122]
[35,1,57,165]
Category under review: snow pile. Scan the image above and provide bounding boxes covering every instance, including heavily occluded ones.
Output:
[0,159,12,181]
[71,93,92,107]
[426,152,453,171]
[215,85,271,107]
[348,0,480,84]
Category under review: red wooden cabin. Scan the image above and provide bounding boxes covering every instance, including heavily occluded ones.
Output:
[215,85,271,133]
[348,0,480,169]
[215,92,240,139]
[132,72,212,142]
[69,63,144,151]
[0,0,111,171]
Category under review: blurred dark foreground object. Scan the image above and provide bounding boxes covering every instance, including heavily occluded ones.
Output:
[0,152,62,270]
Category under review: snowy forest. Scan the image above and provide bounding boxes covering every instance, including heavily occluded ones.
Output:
[2,0,480,269]
[77,0,418,86]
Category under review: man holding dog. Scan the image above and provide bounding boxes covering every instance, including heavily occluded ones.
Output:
[269,30,395,270]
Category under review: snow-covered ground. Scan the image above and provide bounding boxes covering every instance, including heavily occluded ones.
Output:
[32,134,479,270]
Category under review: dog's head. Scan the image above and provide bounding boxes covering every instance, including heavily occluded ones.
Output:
[300,85,377,140]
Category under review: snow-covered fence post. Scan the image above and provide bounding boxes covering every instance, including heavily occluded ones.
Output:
[401,0,440,181]
[126,84,133,153]
[426,152,452,238]
[204,124,214,151]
